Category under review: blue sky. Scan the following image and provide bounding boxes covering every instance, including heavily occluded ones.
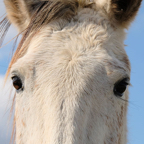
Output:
[124,2,144,143]
[0,1,144,144]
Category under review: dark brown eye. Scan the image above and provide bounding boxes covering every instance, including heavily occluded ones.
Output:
[114,78,129,97]
[12,76,23,91]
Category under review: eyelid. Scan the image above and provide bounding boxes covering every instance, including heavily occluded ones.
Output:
[124,78,130,85]
[128,82,132,87]
[125,78,131,85]
[11,70,18,78]
[115,77,130,85]
[11,70,22,79]
[10,70,24,84]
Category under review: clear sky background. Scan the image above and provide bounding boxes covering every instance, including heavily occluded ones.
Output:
[0,1,144,144]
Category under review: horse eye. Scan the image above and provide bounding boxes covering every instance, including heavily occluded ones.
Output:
[114,78,129,97]
[12,76,23,91]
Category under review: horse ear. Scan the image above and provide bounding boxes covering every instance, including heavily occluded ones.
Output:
[96,0,142,28]
[111,0,142,27]
[4,0,41,32]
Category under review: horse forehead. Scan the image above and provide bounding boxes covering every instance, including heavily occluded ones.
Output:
[27,21,129,70]
[28,10,110,51]
[14,13,130,74]
[28,22,111,57]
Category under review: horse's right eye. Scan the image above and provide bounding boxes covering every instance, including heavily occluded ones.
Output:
[12,76,23,91]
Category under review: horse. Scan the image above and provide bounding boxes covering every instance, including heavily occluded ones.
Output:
[0,0,142,143]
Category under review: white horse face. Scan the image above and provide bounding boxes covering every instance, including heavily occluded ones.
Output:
[3,0,142,144]
[10,9,130,144]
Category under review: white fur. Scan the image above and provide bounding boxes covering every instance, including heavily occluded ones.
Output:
[95,0,108,6]
[10,8,130,144]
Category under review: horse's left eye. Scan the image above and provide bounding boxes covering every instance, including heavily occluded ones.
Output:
[114,78,129,97]
[12,76,23,91]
